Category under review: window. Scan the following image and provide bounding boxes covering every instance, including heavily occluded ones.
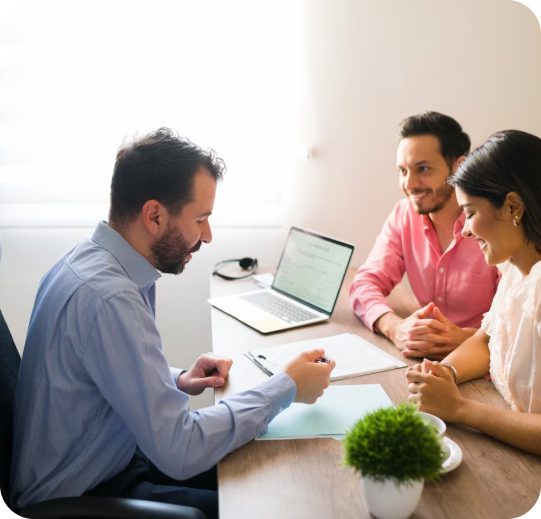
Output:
[0,0,304,227]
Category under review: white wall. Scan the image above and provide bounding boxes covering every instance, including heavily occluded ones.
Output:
[287,0,541,264]
[1,0,540,407]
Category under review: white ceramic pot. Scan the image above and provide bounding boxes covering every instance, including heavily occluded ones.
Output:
[361,476,424,519]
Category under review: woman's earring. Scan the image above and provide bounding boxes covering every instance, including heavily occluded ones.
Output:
[513,215,521,227]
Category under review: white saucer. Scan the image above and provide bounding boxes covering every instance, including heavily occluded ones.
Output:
[441,437,463,473]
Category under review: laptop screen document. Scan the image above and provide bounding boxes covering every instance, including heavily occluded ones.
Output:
[272,227,354,314]
[209,227,354,334]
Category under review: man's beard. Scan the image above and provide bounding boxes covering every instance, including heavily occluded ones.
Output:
[407,182,454,215]
[151,223,201,275]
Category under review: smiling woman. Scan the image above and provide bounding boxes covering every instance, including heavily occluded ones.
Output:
[453,131,541,274]
[457,192,528,269]
[407,130,541,456]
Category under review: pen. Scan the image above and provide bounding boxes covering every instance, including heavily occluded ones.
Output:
[315,356,331,364]
[254,356,274,376]
[244,352,275,377]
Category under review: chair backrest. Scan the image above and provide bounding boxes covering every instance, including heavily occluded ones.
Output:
[0,310,21,507]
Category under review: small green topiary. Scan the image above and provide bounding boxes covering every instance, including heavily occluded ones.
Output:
[343,403,444,484]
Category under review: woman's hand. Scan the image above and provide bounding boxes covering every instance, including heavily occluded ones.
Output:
[406,359,466,422]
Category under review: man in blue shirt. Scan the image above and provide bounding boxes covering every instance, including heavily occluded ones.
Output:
[10,128,335,518]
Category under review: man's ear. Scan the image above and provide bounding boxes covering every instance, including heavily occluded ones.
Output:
[451,155,466,173]
[141,200,167,237]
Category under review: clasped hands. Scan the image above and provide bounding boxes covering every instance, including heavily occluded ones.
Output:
[390,302,475,360]
[406,359,464,422]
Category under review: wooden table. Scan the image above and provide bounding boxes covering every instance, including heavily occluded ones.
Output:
[211,269,541,519]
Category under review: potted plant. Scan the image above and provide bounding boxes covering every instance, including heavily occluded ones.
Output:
[343,403,444,519]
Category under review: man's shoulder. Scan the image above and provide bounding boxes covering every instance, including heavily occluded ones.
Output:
[60,240,140,302]
[384,198,421,231]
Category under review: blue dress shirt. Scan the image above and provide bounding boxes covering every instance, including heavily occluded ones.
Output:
[10,222,296,508]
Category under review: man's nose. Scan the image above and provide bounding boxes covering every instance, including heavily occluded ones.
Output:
[402,171,417,191]
[201,220,212,244]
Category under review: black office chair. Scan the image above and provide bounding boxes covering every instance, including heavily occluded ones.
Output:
[0,309,206,519]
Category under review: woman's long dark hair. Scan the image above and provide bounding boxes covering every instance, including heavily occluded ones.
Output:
[449,129,541,253]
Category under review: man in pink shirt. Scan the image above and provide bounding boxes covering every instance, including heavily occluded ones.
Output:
[350,112,500,360]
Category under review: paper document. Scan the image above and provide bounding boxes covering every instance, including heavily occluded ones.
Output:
[258,384,393,440]
[245,332,406,381]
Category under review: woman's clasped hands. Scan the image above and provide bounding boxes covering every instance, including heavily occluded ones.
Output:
[406,359,464,423]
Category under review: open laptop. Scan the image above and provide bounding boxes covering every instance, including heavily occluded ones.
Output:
[208,227,354,334]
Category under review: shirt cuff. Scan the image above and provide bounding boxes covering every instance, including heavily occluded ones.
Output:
[257,371,297,422]
[365,303,394,331]
[169,367,185,388]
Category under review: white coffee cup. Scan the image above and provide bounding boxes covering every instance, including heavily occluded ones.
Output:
[418,412,450,459]
[418,411,446,436]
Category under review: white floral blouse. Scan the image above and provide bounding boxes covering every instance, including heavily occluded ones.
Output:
[481,260,541,413]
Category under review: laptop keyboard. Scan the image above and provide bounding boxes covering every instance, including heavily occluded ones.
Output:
[241,291,320,323]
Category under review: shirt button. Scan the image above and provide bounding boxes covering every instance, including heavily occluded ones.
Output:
[439,267,445,273]
[437,297,443,302]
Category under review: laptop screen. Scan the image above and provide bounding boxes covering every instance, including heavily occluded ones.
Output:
[271,227,354,314]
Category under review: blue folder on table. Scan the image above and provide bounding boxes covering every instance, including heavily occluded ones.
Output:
[257,384,393,440]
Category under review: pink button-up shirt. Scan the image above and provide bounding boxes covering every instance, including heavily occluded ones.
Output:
[350,199,500,330]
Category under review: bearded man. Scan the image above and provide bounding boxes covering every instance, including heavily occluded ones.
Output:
[11,129,334,518]
[350,112,500,360]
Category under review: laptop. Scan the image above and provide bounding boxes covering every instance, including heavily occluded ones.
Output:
[208,227,354,334]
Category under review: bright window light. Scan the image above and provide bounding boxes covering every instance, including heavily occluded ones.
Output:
[0,0,304,227]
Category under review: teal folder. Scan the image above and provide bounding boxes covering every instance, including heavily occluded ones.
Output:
[257,384,393,440]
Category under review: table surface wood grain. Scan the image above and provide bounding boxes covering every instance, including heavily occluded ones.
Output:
[210,269,541,519]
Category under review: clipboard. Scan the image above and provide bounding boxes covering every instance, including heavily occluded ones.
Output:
[245,333,406,381]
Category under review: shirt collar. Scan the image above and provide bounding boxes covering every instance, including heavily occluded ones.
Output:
[421,213,432,233]
[453,211,466,237]
[524,259,541,279]
[531,260,541,275]
[420,210,466,238]
[91,221,161,288]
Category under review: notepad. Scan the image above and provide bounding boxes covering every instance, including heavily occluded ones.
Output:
[245,333,406,381]
[258,384,393,440]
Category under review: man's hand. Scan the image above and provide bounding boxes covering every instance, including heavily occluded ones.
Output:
[284,349,335,404]
[177,354,233,396]
[429,305,476,351]
[383,302,451,359]
[378,303,474,360]
[406,360,465,422]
